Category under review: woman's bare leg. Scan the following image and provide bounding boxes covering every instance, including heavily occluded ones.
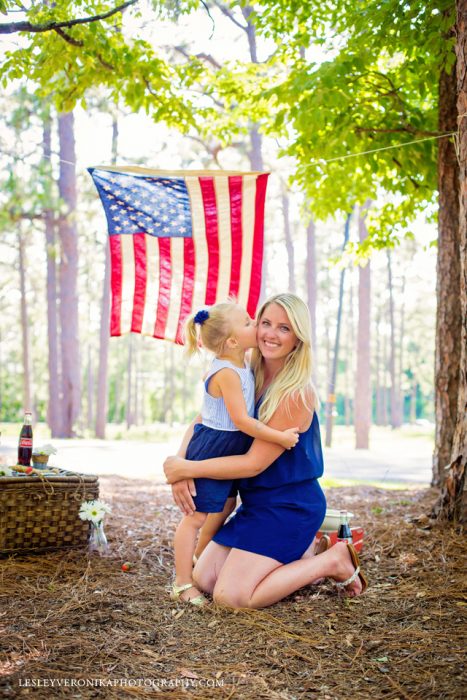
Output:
[194,497,237,559]
[213,542,364,609]
[192,541,231,595]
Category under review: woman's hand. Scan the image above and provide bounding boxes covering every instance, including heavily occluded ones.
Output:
[164,455,188,483]
[171,479,197,515]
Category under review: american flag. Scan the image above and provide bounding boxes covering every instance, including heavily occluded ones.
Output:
[88,166,269,344]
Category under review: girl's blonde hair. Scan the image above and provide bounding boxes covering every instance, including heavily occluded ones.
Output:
[251,293,319,424]
[184,301,240,356]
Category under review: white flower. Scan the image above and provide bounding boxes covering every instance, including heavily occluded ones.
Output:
[79,499,111,524]
[36,443,57,456]
[94,499,112,514]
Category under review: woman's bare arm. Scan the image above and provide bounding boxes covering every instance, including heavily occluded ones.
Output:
[164,395,313,484]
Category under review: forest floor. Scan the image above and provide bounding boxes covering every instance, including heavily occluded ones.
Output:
[1,475,465,700]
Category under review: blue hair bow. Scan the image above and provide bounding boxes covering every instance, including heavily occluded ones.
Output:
[194,309,210,325]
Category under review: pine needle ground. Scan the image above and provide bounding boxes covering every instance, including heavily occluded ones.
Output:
[0,476,465,699]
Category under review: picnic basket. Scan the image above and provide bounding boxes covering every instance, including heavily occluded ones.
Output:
[0,470,99,556]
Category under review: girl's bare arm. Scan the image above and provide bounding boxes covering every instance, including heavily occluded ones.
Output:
[164,396,312,484]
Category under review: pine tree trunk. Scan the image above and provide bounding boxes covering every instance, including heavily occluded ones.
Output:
[325,214,351,447]
[306,219,318,370]
[375,312,383,425]
[433,60,461,486]
[433,2,467,518]
[410,381,417,423]
[355,205,371,448]
[126,335,133,429]
[43,114,61,437]
[133,339,139,426]
[57,112,81,436]
[95,243,111,437]
[382,326,388,426]
[398,276,406,423]
[387,251,402,428]
[281,190,296,293]
[344,272,354,427]
[95,117,117,439]
[86,345,93,430]
[18,229,33,414]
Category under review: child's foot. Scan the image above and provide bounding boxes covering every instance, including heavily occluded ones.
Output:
[171,582,207,606]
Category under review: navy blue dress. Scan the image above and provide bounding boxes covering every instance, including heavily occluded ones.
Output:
[213,411,326,564]
[187,424,252,513]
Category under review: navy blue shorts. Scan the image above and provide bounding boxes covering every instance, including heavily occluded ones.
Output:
[186,424,252,513]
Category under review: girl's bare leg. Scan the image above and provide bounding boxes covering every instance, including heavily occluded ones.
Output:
[173,511,207,601]
[213,542,364,609]
[194,497,237,559]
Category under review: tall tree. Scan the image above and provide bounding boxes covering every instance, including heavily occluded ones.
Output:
[355,204,371,448]
[305,219,318,372]
[433,0,467,518]
[43,111,61,437]
[95,115,117,439]
[57,112,81,436]
[387,250,402,428]
[433,59,461,486]
[325,214,351,447]
[18,228,33,414]
[281,188,296,293]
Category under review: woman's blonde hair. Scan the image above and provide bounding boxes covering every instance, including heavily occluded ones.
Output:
[251,293,319,424]
[184,301,240,356]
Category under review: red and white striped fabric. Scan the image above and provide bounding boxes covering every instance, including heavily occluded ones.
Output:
[89,166,269,344]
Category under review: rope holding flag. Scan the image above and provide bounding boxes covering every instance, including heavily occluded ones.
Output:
[88,166,269,344]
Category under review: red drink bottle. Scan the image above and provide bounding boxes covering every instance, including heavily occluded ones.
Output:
[337,510,353,544]
[18,411,33,466]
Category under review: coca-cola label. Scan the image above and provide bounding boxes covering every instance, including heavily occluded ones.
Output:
[19,438,33,447]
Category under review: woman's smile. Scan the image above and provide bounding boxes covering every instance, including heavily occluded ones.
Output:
[256,303,298,359]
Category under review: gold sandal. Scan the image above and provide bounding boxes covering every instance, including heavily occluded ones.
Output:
[170,582,207,607]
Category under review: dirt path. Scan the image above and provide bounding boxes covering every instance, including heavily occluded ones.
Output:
[0,429,432,485]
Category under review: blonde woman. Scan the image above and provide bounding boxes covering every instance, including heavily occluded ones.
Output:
[164,293,368,608]
[171,301,299,606]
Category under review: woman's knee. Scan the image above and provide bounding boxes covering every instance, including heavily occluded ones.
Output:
[212,582,253,609]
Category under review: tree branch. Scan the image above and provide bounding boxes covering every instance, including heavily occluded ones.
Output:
[0,0,138,35]
[211,0,247,32]
[173,45,222,70]
[53,28,114,70]
[355,126,444,137]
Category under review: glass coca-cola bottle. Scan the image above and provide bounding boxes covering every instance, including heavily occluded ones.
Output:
[337,510,353,544]
[18,411,33,466]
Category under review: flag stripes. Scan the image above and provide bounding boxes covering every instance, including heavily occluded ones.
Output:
[89,166,269,344]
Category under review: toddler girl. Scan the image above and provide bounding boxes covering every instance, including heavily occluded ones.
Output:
[171,301,299,605]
